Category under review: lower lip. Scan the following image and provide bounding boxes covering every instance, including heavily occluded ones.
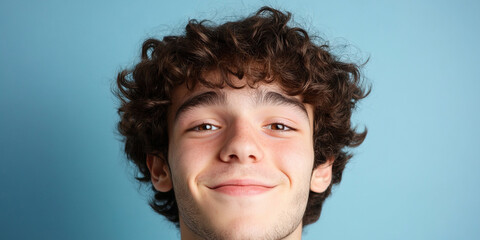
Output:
[212,185,272,196]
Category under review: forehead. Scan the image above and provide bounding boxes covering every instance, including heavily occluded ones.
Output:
[171,70,300,104]
[169,82,281,120]
[172,81,290,104]
[166,70,314,124]
[169,79,303,114]
[170,85,313,128]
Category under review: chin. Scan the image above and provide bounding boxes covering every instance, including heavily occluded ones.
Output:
[214,226,278,240]
[208,216,301,240]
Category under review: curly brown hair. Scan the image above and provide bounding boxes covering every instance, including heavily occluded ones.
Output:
[115,6,368,227]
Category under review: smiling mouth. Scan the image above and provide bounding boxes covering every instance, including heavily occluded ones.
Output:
[209,180,275,196]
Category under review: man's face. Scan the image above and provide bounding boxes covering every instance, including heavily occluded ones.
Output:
[161,73,321,240]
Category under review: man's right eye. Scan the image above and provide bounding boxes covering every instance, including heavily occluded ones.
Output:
[189,123,220,131]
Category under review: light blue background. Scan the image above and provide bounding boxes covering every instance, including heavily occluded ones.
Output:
[1,0,479,239]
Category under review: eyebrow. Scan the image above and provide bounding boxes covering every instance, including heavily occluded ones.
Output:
[257,91,309,118]
[174,91,226,121]
[173,90,309,121]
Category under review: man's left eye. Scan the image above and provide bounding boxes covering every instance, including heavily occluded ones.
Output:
[265,123,292,131]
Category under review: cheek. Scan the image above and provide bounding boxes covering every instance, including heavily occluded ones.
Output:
[266,137,315,180]
[168,137,220,182]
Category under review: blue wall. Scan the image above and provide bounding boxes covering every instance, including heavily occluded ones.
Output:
[1,0,479,239]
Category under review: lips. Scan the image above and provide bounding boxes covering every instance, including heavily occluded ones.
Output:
[208,179,275,196]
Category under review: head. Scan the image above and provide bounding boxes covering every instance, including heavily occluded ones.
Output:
[115,6,368,240]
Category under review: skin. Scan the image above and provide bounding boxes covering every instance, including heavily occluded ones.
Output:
[147,72,333,240]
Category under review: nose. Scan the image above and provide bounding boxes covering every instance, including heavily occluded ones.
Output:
[219,119,264,163]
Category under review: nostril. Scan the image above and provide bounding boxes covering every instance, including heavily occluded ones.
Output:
[219,130,264,163]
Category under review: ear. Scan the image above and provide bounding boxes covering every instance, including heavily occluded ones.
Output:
[146,154,173,192]
[310,156,334,193]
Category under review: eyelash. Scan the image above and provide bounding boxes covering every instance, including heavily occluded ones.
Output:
[188,123,220,132]
[264,123,295,131]
[187,122,295,132]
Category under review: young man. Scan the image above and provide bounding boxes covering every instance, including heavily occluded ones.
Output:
[115,6,368,240]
